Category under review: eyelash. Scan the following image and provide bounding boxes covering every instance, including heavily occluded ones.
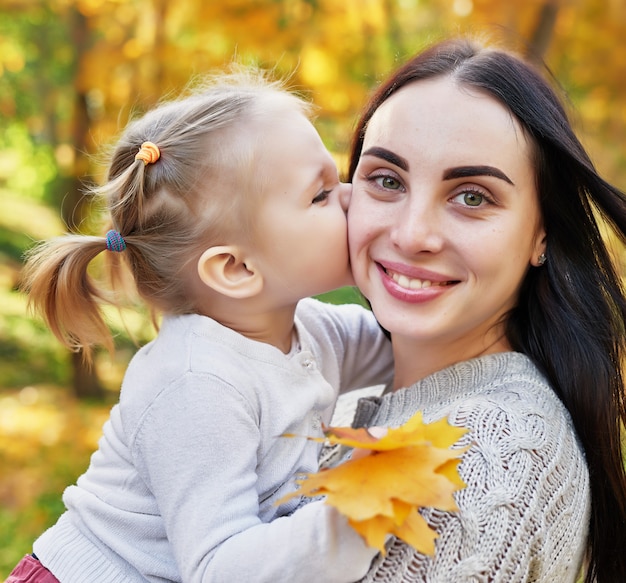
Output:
[312,190,331,204]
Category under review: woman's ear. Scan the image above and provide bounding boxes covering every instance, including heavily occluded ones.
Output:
[530,229,548,267]
[197,246,263,299]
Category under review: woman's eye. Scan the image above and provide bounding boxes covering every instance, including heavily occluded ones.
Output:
[453,189,488,207]
[462,191,483,206]
[373,175,402,190]
[312,190,330,204]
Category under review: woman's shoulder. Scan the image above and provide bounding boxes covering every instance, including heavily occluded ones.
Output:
[430,353,588,508]
[435,352,578,450]
[448,352,568,428]
[366,351,583,462]
[450,368,584,468]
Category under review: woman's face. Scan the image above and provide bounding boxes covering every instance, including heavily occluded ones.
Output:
[348,76,546,362]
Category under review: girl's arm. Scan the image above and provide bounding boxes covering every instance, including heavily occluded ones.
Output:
[135,375,377,583]
[297,298,394,397]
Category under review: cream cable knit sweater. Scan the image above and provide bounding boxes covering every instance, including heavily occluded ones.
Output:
[348,352,590,583]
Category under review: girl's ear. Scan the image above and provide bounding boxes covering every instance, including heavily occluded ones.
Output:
[196,246,263,299]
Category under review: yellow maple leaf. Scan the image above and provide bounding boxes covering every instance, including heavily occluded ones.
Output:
[323,412,466,452]
[279,411,468,554]
[350,504,438,556]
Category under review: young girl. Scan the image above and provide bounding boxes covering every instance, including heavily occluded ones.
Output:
[9,69,392,582]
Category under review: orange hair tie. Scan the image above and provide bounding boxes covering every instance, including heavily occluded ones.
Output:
[135,141,160,165]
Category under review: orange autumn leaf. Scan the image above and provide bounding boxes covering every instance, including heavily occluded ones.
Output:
[280,411,468,555]
[324,412,466,452]
[288,444,463,519]
[350,504,438,556]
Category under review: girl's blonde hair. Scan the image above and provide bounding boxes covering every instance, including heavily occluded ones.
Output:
[21,67,312,362]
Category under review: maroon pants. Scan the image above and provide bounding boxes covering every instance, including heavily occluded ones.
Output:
[5,555,60,583]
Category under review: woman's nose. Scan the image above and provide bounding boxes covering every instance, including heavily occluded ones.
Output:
[389,200,443,254]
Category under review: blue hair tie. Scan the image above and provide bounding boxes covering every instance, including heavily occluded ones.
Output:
[105,230,126,252]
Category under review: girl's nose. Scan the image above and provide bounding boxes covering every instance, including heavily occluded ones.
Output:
[339,182,352,212]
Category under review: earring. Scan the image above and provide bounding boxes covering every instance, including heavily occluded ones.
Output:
[537,253,547,266]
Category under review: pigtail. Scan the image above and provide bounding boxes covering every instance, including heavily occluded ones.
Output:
[21,148,164,364]
[104,141,158,233]
[103,161,161,319]
[21,234,115,364]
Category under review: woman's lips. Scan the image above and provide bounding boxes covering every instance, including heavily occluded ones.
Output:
[376,262,458,302]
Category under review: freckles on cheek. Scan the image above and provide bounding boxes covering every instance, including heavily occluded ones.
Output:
[348,204,381,243]
[348,226,373,249]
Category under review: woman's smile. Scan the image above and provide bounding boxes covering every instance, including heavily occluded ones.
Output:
[377,262,458,302]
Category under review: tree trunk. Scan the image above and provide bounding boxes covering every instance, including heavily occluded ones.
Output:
[71,351,104,400]
[63,6,104,400]
[526,1,560,63]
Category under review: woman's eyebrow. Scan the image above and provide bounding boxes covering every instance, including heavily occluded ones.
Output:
[443,165,515,185]
[361,147,409,171]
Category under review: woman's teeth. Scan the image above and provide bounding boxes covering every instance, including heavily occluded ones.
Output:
[387,270,452,290]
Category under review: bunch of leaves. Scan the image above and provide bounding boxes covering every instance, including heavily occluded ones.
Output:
[282,412,467,554]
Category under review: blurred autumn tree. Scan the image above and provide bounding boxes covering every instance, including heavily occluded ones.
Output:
[0,0,624,397]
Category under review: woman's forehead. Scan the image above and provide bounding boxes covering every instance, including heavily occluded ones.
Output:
[366,77,530,159]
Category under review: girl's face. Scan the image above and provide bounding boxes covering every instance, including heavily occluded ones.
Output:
[348,77,546,367]
[252,111,353,307]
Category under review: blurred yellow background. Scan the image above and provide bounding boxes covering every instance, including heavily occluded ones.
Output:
[0,0,624,574]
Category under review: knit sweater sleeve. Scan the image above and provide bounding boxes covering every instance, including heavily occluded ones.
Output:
[296,298,393,396]
[356,358,590,583]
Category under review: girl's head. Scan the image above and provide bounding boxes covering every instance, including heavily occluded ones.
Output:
[103,69,315,314]
[22,67,351,359]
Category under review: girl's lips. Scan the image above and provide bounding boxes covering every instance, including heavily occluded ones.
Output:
[376,262,459,302]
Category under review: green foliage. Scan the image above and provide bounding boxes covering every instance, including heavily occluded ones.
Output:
[0,185,71,390]
[316,286,369,307]
[0,125,58,204]
[0,314,70,388]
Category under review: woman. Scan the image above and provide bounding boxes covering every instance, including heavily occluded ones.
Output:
[346,37,626,582]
